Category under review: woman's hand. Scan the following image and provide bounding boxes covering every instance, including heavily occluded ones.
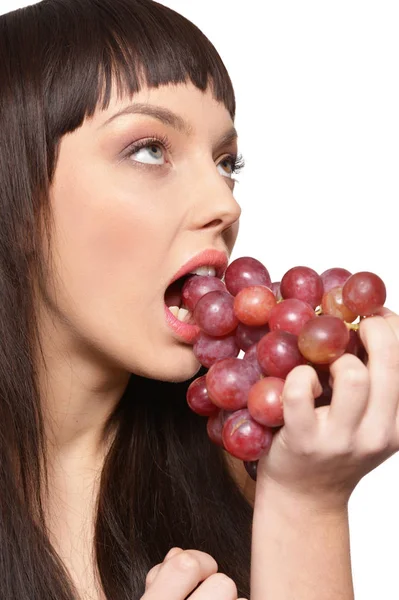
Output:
[142,547,247,600]
[257,307,399,510]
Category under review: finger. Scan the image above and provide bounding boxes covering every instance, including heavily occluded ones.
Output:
[373,306,397,318]
[358,315,399,438]
[281,365,320,436]
[145,548,183,589]
[145,564,161,590]
[164,547,184,561]
[189,572,238,599]
[328,353,369,434]
[142,550,218,600]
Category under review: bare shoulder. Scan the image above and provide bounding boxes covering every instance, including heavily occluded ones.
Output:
[223,450,256,506]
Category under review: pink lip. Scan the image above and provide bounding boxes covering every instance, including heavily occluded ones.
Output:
[164,248,229,344]
[168,248,229,287]
[164,305,201,344]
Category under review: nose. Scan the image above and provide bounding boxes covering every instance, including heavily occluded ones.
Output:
[189,171,242,236]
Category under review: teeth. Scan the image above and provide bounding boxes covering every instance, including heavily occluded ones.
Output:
[168,306,193,323]
[189,266,217,277]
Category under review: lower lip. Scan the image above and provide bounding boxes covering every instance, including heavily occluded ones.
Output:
[164,304,201,344]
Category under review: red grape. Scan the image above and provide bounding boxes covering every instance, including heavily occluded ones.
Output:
[247,376,285,427]
[342,271,386,316]
[243,343,263,376]
[321,286,357,322]
[280,266,323,309]
[222,409,273,461]
[320,267,352,293]
[235,322,270,351]
[298,315,350,364]
[257,331,306,378]
[181,275,226,311]
[207,409,233,448]
[194,290,238,336]
[193,332,239,368]
[233,285,277,326]
[268,298,315,336]
[224,257,271,296]
[187,375,218,416]
[206,357,260,410]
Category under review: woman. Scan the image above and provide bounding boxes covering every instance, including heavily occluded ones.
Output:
[1,0,398,598]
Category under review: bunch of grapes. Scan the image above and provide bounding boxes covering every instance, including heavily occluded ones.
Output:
[185,257,387,481]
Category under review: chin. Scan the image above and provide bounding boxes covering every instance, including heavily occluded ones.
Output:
[153,347,203,383]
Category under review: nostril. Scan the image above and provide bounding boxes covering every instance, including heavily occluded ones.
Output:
[204,219,223,229]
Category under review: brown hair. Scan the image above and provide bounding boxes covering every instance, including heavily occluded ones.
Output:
[0,1,252,597]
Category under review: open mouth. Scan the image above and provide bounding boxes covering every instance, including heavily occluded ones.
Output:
[164,274,195,323]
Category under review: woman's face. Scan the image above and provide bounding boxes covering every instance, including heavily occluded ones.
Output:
[46,81,241,382]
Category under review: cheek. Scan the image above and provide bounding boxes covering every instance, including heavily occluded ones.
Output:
[49,169,167,310]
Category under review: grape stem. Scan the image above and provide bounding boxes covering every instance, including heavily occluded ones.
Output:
[345,321,360,331]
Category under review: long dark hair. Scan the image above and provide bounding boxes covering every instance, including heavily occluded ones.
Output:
[0,1,253,598]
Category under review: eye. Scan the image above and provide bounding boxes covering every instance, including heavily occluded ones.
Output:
[126,140,166,166]
[217,153,246,179]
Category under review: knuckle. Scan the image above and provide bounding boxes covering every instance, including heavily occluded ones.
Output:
[172,552,199,574]
[207,573,237,596]
[329,437,354,457]
[145,565,158,587]
[359,431,391,455]
[339,365,369,390]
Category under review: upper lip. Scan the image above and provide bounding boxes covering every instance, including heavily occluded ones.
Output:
[167,249,229,287]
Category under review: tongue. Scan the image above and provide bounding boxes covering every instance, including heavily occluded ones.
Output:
[165,279,183,308]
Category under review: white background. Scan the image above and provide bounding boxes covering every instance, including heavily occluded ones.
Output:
[2,1,399,597]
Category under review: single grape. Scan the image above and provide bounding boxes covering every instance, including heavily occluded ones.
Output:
[235,322,270,351]
[320,268,352,293]
[298,315,350,364]
[222,408,274,461]
[206,357,260,410]
[321,286,358,322]
[342,271,386,316]
[243,343,263,376]
[247,376,285,427]
[186,375,218,416]
[280,266,323,309]
[207,409,233,448]
[257,331,306,378]
[194,290,238,336]
[233,285,277,327]
[224,257,272,296]
[244,460,258,482]
[270,281,282,301]
[268,298,315,336]
[181,275,226,311]
[193,332,239,368]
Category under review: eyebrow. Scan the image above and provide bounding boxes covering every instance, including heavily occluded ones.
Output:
[98,103,238,147]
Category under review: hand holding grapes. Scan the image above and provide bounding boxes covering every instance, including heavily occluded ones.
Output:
[256,307,399,509]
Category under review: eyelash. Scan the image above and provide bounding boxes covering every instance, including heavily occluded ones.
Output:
[124,134,246,177]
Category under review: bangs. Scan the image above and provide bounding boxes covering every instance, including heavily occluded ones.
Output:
[35,0,235,174]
